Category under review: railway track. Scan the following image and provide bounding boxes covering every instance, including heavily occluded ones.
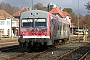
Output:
[0,45,19,52]
[56,42,90,60]
[29,41,89,60]
[4,38,74,60]
[4,40,68,60]
[0,36,89,60]
[0,46,29,60]
[6,45,55,60]
[5,38,89,60]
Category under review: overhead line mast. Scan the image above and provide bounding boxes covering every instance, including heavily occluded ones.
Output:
[29,0,33,10]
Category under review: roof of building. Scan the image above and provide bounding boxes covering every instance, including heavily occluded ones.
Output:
[0,16,5,20]
[0,9,16,20]
[49,7,68,18]
[0,10,12,19]
[13,8,29,17]
[62,11,68,17]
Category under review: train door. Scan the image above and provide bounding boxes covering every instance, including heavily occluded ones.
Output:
[61,22,64,36]
[59,21,62,36]
[50,19,54,40]
[63,23,68,37]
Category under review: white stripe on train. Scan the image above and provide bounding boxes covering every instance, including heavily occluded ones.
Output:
[22,36,50,38]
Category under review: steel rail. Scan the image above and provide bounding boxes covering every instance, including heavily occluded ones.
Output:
[79,50,90,60]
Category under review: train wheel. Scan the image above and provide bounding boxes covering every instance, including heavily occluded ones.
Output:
[28,46,35,52]
[59,40,62,45]
[42,42,48,49]
[54,40,59,46]
[19,42,24,47]
[62,39,65,44]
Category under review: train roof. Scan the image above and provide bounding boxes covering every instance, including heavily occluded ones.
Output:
[20,10,51,18]
[21,10,50,15]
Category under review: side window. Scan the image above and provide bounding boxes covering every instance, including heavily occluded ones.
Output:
[50,19,54,32]
[57,21,59,30]
[59,22,62,35]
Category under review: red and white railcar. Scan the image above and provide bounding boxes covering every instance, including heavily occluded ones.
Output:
[18,10,70,49]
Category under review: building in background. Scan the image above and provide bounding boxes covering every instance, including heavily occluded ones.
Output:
[49,7,71,26]
[0,10,18,38]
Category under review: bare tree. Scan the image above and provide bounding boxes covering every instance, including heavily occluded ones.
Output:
[33,2,47,11]
[85,2,90,14]
[0,2,21,15]
[13,6,21,13]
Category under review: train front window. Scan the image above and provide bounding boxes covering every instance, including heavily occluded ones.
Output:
[21,19,33,27]
[21,18,46,28]
[35,19,46,27]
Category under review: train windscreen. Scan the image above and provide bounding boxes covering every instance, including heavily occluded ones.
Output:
[21,19,33,27]
[21,18,46,28]
[35,19,46,27]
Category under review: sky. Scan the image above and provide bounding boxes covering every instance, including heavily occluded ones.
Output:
[0,0,90,16]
